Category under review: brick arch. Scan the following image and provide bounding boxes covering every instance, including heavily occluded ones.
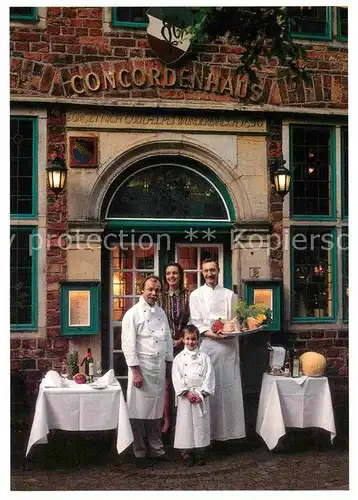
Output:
[86,138,253,221]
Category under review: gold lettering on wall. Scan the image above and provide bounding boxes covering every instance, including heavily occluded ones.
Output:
[67,61,264,102]
[67,111,267,133]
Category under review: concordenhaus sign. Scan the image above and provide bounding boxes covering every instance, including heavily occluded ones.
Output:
[146,7,193,64]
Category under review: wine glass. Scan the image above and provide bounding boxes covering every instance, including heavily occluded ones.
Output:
[60,361,69,386]
[95,361,102,381]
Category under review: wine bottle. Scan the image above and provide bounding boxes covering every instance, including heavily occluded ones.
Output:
[81,348,94,383]
[291,348,300,378]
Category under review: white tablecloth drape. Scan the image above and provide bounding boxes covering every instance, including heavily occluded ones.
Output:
[256,373,336,450]
[26,380,133,457]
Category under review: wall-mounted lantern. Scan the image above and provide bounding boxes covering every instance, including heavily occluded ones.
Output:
[47,152,67,196]
[270,157,291,197]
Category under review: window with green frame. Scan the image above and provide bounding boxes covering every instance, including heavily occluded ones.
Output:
[337,7,348,40]
[288,7,332,40]
[112,7,148,28]
[10,7,37,21]
[342,227,348,321]
[10,117,38,218]
[10,226,38,330]
[291,227,337,322]
[341,127,348,219]
[290,125,336,220]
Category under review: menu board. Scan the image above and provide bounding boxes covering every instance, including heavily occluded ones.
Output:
[253,289,273,310]
[69,290,90,327]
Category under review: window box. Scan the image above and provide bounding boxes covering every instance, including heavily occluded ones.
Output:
[112,7,148,28]
[288,7,332,40]
[60,281,100,336]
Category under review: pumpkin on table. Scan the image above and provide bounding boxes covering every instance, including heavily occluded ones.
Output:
[299,351,327,377]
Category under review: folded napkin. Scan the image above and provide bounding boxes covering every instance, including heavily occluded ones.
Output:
[97,369,118,386]
[43,370,65,388]
[291,375,308,385]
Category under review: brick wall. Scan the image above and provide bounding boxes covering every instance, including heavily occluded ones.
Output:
[10,7,348,108]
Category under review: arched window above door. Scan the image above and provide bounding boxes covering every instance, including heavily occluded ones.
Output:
[105,162,231,221]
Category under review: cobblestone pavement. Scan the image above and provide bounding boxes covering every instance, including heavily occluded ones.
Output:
[11,431,349,491]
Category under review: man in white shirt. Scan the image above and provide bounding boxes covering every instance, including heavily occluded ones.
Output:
[122,275,173,467]
[189,259,246,443]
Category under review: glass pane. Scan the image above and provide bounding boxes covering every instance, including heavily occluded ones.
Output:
[292,229,333,318]
[113,271,133,296]
[135,246,154,270]
[107,165,228,220]
[112,247,134,270]
[115,7,147,24]
[10,118,34,215]
[113,326,122,350]
[113,352,128,378]
[291,127,331,216]
[10,7,35,18]
[113,297,135,322]
[342,228,348,319]
[338,7,348,38]
[184,272,198,292]
[135,272,153,294]
[288,7,328,35]
[10,227,33,325]
[178,246,197,270]
[342,128,348,217]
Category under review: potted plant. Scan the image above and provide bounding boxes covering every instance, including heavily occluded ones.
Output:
[67,346,79,379]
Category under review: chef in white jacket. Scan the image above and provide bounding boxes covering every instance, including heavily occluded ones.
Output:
[172,325,215,466]
[189,259,246,443]
[122,275,173,465]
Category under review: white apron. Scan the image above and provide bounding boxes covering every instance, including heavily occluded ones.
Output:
[172,347,215,450]
[190,284,246,441]
[122,297,173,419]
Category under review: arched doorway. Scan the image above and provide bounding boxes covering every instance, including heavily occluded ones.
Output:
[100,155,236,380]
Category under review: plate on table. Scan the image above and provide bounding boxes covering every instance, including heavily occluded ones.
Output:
[89,383,108,390]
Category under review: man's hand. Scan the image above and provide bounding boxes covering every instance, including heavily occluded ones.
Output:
[203,329,225,340]
[131,366,143,388]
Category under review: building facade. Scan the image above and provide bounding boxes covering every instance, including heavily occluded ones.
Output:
[10,7,348,435]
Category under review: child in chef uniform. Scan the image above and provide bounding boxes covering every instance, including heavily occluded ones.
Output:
[172,325,215,466]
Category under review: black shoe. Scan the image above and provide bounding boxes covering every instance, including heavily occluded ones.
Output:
[135,457,152,469]
[196,458,206,466]
[182,454,195,467]
[153,453,169,462]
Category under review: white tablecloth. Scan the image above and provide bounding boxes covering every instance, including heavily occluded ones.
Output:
[256,373,336,450]
[26,380,133,457]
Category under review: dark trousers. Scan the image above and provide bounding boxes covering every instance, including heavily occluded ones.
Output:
[130,418,165,458]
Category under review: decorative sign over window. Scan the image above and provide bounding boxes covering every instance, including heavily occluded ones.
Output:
[146,7,193,64]
[69,137,98,167]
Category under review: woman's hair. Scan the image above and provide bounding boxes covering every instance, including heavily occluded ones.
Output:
[181,324,200,340]
[163,262,184,291]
